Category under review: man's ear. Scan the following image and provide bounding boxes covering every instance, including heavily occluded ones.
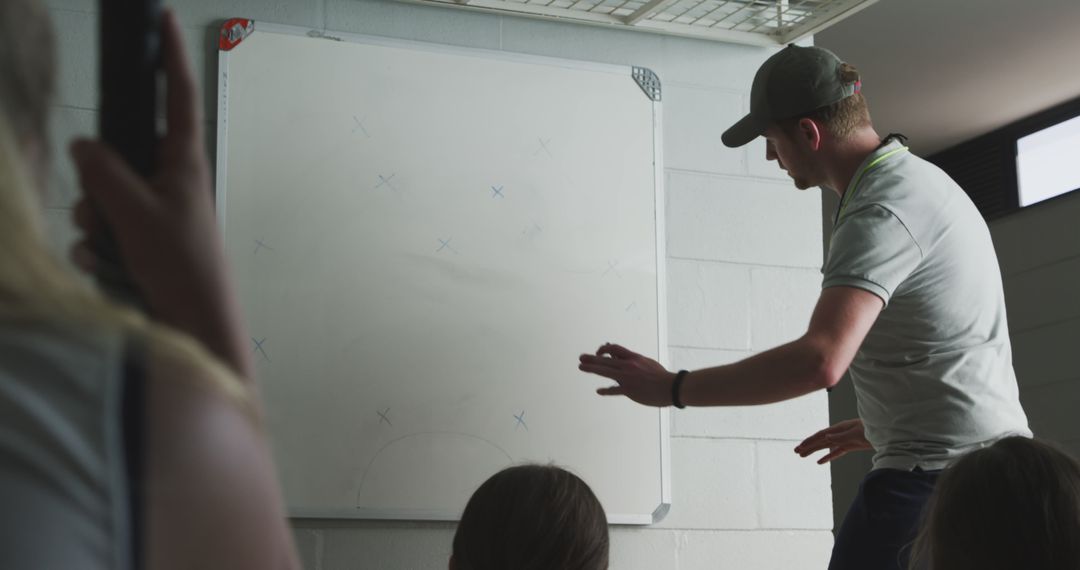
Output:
[797,117,823,151]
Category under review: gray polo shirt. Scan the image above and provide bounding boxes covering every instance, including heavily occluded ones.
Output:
[824,140,1031,471]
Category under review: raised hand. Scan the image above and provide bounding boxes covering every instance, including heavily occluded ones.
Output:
[578,343,676,407]
[794,418,872,464]
[69,9,252,379]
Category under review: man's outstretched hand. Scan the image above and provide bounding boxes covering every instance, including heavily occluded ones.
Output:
[578,343,676,407]
[794,418,872,464]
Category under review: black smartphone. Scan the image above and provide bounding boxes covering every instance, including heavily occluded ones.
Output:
[96,0,162,305]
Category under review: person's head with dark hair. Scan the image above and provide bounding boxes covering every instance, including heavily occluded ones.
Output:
[910,436,1080,570]
[451,464,609,570]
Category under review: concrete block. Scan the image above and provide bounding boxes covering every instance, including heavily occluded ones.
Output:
[667,348,822,443]
[501,13,665,71]
[655,438,757,530]
[756,440,832,530]
[609,528,678,569]
[172,0,324,30]
[1061,438,1080,462]
[677,529,833,569]
[667,259,751,350]
[182,23,210,88]
[45,13,208,118]
[47,0,323,25]
[41,207,79,272]
[45,106,97,209]
[659,36,775,91]
[668,346,751,371]
[990,190,1080,277]
[183,24,219,123]
[1021,379,1080,443]
[673,392,828,441]
[1012,317,1080,389]
[326,0,500,49]
[322,523,455,570]
[749,266,821,350]
[1003,256,1080,332]
[47,18,210,121]
[291,527,322,570]
[663,85,744,175]
[51,9,98,110]
[669,344,829,442]
[44,0,94,13]
[666,171,823,268]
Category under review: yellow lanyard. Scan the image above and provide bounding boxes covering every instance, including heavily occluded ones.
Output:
[835,146,909,223]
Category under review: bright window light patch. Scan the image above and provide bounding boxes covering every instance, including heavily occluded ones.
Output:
[1016,113,1080,207]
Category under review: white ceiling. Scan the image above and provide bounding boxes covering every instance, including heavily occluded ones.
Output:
[815,0,1080,156]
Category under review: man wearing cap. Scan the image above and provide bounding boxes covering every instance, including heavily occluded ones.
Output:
[578,45,1030,569]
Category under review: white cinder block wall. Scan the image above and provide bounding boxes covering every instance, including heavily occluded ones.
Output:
[990,191,1080,461]
[41,0,834,567]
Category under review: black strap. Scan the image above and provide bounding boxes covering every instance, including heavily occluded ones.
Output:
[877,132,908,149]
[121,343,146,570]
[671,370,689,409]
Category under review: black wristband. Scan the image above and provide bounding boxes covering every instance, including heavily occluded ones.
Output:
[672,369,689,409]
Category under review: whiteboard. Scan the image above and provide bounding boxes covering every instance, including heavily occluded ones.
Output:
[216,22,669,524]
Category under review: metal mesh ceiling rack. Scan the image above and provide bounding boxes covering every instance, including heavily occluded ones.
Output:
[398,0,878,46]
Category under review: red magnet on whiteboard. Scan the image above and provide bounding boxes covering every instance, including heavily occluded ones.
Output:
[220,18,255,51]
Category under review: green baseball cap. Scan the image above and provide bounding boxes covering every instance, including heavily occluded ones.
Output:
[722,44,861,148]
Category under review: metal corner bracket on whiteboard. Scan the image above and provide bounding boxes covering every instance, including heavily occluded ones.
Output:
[632,67,661,102]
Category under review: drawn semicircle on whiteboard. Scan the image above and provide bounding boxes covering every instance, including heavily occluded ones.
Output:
[355,432,515,511]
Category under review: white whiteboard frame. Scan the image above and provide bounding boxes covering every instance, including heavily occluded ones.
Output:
[216,22,670,525]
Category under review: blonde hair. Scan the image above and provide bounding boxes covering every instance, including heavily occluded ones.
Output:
[0,0,55,144]
[0,95,253,419]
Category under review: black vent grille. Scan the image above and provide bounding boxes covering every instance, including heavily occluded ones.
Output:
[928,94,1080,222]
[930,137,1016,219]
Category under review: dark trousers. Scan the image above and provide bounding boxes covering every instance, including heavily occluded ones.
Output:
[828,467,941,570]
